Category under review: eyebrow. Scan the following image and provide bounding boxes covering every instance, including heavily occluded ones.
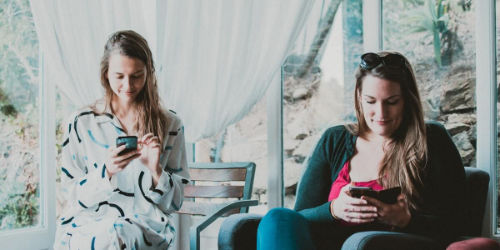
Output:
[113,70,145,75]
[362,94,401,99]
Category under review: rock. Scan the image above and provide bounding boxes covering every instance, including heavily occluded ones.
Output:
[295,133,308,140]
[440,72,475,113]
[445,122,469,136]
[452,132,474,165]
[444,113,474,135]
[294,134,321,159]
[292,87,309,100]
[284,139,299,157]
[446,113,476,124]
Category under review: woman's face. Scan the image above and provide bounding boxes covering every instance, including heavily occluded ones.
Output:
[359,74,405,139]
[106,53,147,103]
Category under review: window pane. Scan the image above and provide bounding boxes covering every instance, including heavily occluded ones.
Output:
[0,0,40,231]
[193,94,268,248]
[283,1,361,208]
[383,0,477,219]
[384,0,476,165]
[195,96,268,213]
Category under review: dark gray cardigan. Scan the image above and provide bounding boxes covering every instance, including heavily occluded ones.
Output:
[294,121,466,243]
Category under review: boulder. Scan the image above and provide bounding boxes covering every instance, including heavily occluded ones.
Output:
[452,131,475,166]
[292,87,309,100]
[440,71,475,113]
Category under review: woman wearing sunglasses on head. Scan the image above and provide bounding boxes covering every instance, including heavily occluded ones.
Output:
[257,51,466,250]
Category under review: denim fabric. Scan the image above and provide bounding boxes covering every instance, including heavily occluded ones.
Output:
[257,208,314,250]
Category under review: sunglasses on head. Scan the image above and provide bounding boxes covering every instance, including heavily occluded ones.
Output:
[359,53,407,70]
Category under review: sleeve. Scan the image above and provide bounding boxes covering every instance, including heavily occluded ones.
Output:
[144,118,190,214]
[294,128,338,223]
[59,113,114,214]
[401,122,466,243]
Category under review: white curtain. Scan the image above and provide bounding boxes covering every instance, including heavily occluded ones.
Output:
[31,0,317,142]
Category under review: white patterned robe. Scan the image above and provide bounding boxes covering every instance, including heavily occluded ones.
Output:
[54,107,189,250]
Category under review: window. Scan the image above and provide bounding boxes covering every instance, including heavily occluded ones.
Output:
[0,0,40,231]
[282,1,363,208]
[383,0,477,171]
[0,0,55,248]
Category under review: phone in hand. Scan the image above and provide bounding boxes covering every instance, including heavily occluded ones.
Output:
[348,186,401,204]
[116,136,138,156]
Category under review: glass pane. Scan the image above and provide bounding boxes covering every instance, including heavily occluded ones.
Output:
[195,96,268,213]
[0,0,40,231]
[383,0,477,218]
[193,94,268,249]
[283,0,361,208]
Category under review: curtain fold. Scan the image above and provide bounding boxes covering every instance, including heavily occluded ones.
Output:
[30,0,317,142]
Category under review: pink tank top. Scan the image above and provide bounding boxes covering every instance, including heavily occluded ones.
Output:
[328,160,383,201]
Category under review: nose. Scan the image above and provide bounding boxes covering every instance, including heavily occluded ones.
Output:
[374,102,387,119]
[122,77,130,89]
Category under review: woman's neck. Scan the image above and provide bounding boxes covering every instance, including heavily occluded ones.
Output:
[111,96,135,118]
[362,131,391,150]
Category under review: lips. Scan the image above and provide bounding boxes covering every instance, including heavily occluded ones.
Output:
[374,120,391,125]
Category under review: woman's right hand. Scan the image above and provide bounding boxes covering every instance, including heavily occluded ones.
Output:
[105,144,141,178]
[330,184,378,223]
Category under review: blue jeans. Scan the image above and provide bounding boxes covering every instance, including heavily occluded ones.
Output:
[257,208,315,250]
[256,207,390,250]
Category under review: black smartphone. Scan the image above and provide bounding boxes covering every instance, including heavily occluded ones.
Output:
[116,136,138,156]
[349,186,401,204]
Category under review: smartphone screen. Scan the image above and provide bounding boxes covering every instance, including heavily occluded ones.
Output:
[116,136,138,156]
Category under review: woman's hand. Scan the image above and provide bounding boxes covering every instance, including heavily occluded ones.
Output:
[138,133,162,185]
[331,184,378,223]
[105,144,141,178]
[362,194,411,228]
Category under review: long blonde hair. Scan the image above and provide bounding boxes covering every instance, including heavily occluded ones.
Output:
[348,51,427,210]
[94,30,167,146]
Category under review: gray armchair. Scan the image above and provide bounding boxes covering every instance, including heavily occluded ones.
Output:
[218,167,489,250]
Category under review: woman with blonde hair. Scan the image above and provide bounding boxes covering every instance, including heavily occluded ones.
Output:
[55,30,189,249]
[257,51,466,250]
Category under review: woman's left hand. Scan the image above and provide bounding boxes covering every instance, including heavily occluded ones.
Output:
[362,194,411,228]
[139,133,162,184]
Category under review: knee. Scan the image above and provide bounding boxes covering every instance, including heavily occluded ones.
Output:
[261,208,303,222]
[258,207,307,230]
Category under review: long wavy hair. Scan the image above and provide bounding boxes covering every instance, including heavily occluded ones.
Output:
[93,30,167,146]
[348,51,427,210]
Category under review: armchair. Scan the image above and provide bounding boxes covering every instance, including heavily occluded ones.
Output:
[218,167,490,250]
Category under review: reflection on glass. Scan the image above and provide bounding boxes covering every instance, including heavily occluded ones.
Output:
[0,0,40,231]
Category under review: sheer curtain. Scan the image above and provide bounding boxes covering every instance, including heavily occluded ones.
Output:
[30,0,157,108]
[156,1,314,142]
[31,0,315,142]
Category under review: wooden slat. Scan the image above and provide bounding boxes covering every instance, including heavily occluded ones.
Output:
[177,201,239,216]
[188,168,246,181]
[184,185,244,198]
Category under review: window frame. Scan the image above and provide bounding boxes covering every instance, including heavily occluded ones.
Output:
[0,53,56,249]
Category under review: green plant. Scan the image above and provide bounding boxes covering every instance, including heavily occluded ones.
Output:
[407,0,451,67]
